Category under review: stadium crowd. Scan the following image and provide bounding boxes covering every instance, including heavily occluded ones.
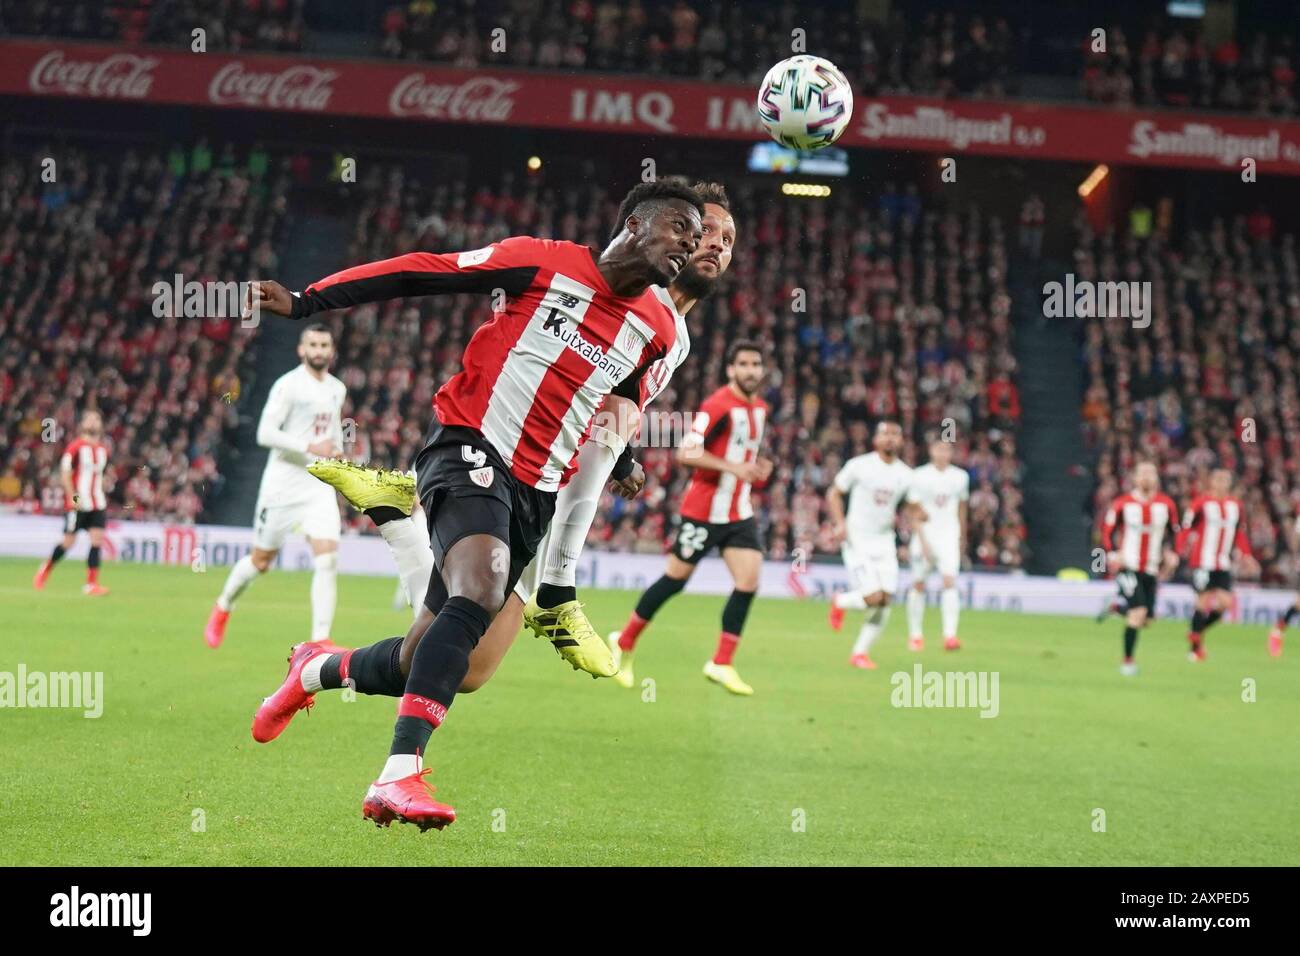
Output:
[1082,22,1300,114]
[0,141,291,524]
[323,162,1027,568]
[1077,209,1300,583]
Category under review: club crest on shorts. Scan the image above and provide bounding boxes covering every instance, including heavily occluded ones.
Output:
[469,465,494,488]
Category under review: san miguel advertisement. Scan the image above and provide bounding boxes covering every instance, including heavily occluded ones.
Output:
[4,38,1300,175]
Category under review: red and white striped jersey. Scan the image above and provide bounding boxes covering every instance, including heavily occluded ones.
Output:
[61,438,108,511]
[679,385,768,524]
[293,237,678,492]
[1101,492,1179,575]
[1177,496,1251,570]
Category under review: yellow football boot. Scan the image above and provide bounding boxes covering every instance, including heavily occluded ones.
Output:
[523,592,618,678]
[308,459,416,515]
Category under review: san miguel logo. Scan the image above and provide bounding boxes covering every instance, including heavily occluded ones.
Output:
[208,63,336,111]
[388,74,518,120]
[29,50,157,99]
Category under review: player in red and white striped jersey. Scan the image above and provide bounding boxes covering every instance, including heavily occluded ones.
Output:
[245,180,704,829]
[33,411,111,596]
[610,340,772,696]
[1175,468,1259,661]
[1099,461,1180,675]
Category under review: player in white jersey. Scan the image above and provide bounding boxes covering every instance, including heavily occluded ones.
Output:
[905,440,970,651]
[204,324,347,648]
[826,420,924,669]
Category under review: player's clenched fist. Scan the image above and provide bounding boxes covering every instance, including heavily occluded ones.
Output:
[610,461,646,500]
[244,279,295,318]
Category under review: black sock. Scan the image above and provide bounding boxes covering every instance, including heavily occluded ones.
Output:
[1123,626,1138,659]
[49,544,66,563]
[323,636,405,695]
[537,582,576,608]
[1204,609,1223,629]
[1284,606,1300,626]
[634,575,688,622]
[721,589,756,635]
[365,506,406,527]
[390,596,492,757]
[1190,610,1208,633]
[87,545,101,570]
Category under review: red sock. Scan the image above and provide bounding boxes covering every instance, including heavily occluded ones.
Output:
[619,612,649,651]
[1188,631,1202,652]
[87,567,99,585]
[713,632,740,666]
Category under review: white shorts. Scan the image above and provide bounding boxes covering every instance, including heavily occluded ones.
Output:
[252,487,341,551]
[843,540,899,597]
[909,530,960,579]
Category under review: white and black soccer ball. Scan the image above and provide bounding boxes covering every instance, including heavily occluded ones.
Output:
[756,55,854,151]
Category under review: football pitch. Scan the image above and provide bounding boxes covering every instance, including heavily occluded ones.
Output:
[2,557,1296,867]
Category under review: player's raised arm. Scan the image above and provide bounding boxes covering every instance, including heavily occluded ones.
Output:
[246,238,545,321]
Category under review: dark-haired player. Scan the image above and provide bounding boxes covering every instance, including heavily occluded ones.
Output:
[1100,461,1179,676]
[203,324,346,648]
[33,410,111,596]
[825,420,919,669]
[1176,468,1258,661]
[308,182,737,688]
[247,180,704,829]
[609,341,771,696]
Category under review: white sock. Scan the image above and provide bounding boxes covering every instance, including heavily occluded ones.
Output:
[378,516,434,617]
[300,652,335,693]
[311,552,338,641]
[852,605,891,657]
[542,426,622,588]
[378,752,421,784]
[834,590,867,610]
[216,554,261,611]
[941,587,960,638]
[906,587,926,638]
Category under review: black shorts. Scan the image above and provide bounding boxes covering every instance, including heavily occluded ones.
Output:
[413,411,555,613]
[1191,569,1233,593]
[1115,570,1158,616]
[65,510,106,534]
[670,516,763,564]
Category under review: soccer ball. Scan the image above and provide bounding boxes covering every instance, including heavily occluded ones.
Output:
[756,55,854,150]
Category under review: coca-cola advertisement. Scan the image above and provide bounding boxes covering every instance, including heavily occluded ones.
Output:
[5,38,1300,175]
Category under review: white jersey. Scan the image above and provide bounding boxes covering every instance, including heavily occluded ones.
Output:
[834,452,913,550]
[256,364,347,505]
[907,463,969,548]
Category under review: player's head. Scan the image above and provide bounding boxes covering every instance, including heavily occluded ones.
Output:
[726,340,765,396]
[874,420,904,459]
[929,439,953,468]
[671,181,735,300]
[79,410,102,439]
[607,180,704,286]
[298,323,335,372]
[1209,468,1233,497]
[1133,461,1159,494]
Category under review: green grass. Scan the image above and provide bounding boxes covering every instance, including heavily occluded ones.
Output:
[2,557,1296,866]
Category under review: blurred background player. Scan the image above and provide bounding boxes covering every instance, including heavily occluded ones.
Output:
[609,341,771,696]
[1101,461,1180,676]
[905,439,970,651]
[33,410,111,596]
[826,420,921,669]
[203,324,346,648]
[1177,468,1258,661]
[1266,513,1300,657]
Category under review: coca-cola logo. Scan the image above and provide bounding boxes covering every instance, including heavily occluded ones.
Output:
[208,62,336,111]
[389,74,518,121]
[29,50,157,99]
